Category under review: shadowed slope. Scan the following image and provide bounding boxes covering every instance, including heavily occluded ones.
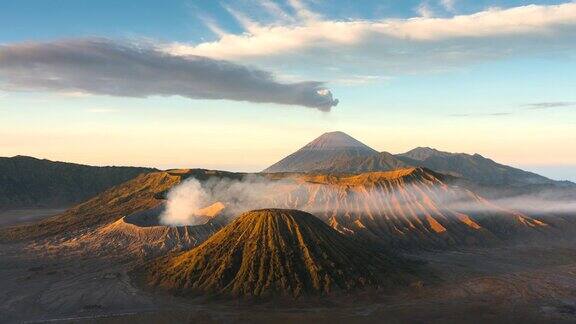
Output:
[143,209,415,297]
[0,155,153,210]
[396,147,554,186]
[0,171,180,242]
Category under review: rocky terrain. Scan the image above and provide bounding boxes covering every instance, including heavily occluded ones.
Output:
[2,232,576,323]
[264,168,556,249]
[0,133,574,323]
[140,209,418,297]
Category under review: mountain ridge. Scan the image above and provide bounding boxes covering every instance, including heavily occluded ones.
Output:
[263,132,563,189]
[0,155,154,210]
[395,147,554,186]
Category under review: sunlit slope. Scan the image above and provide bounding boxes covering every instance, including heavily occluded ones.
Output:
[69,205,223,258]
[142,209,416,297]
[0,169,241,242]
[266,168,550,248]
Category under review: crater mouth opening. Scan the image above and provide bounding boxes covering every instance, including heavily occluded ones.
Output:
[124,206,166,227]
[124,201,227,228]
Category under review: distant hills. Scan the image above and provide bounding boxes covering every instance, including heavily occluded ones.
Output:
[0,169,179,241]
[263,132,563,188]
[0,156,154,210]
[396,147,553,186]
[140,208,416,297]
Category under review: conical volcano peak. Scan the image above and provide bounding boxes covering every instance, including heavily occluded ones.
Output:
[302,131,376,151]
[141,208,414,297]
[263,131,381,173]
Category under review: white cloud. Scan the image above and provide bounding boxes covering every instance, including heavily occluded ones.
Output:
[286,0,321,22]
[165,2,576,77]
[416,2,435,18]
[259,0,297,24]
[440,0,456,13]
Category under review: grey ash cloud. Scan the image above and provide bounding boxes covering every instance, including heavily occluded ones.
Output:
[0,39,338,111]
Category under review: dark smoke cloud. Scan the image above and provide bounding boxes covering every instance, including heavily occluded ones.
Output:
[0,38,338,111]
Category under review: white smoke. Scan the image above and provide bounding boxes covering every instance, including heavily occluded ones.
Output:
[159,175,297,226]
[160,179,209,226]
[159,174,576,226]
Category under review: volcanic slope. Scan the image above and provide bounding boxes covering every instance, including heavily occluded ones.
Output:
[142,209,416,297]
[263,131,385,173]
[263,168,555,249]
[322,151,409,173]
[71,204,225,258]
[0,169,237,243]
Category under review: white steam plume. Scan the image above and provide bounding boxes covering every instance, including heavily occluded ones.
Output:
[159,175,576,226]
[160,179,208,226]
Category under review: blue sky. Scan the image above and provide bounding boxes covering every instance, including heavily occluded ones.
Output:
[0,0,575,181]
[1,0,571,43]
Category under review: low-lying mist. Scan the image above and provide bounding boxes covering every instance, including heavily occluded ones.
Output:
[159,175,576,226]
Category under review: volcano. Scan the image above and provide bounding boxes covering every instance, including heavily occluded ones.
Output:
[263,131,381,173]
[142,209,415,297]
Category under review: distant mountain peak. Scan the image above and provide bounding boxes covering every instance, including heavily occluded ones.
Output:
[302,131,376,151]
[400,147,449,161]
[263,131,379,173]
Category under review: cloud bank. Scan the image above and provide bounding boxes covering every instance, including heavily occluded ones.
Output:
[0,39,338,111]
[166,2,576,76]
